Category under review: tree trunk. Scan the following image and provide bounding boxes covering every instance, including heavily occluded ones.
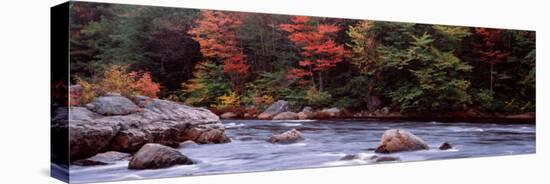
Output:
[319,71,324,92]
[490,63,494,96]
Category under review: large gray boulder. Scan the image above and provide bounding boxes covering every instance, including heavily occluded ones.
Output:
[128,144,193,169]
[68,107,120,160]
[85,93,139,115]
[267,129,304,144]
[272,111,299,120]
[375,129,429,153]
[57,94,230,161]
[258,100,289,120]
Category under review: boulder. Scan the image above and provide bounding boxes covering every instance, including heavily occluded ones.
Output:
[267,129,304,144]
[109,129,149,152]
[68,107,120,160]
[302,106,313,113]
[73,151,131,166]
[220,112,238,119]
[55,95,230,162]
[272,111,299,120]
[340,154,362,161]
[375,129,429,153]
[85,94,139,115]
[297,112,313,120]
[439,142,453,150]
[195,129,231,144]
[258,100,289,120]
[128,144,194,169]
[321,107,341,117]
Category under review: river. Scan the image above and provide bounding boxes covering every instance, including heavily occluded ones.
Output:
[68,119,536,183]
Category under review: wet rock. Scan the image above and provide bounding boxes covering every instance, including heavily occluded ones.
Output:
[340,154,362,161]
[375,129,429,154]
[439,142,453,150]
[297,111,313,120]
[272,111,299,120]
[129,144,194,170]
[220,112,238,119]
[258,100,289,120]
[85,94,139,115]
[73,151,131,166]
[370,155,400,163]
[267,129,304,144]
[195,129,231,144]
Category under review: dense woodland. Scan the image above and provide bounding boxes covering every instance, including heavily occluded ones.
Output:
[68,3,535,115]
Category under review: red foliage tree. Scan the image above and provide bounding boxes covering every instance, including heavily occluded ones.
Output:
[132,72,161,98]
[279,16,346,91]
[475,28,508,95]
[188,10,249,92]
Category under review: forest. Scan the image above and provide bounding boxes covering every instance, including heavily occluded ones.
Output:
[68,2,535,118]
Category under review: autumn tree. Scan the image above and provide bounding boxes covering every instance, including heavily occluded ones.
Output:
[475,28,508,96]
[188,10,249,92]
[279,16,346,92]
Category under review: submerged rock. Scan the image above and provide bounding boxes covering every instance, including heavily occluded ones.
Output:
[375,129,429,153]
[267,129,304,144]
[340,154,362,161]
[128,144,194,170]
[258,100,289,120]
[370,155,400,163]
[73,151,131,166]
[272,111,299,120]
[439,142,453,150]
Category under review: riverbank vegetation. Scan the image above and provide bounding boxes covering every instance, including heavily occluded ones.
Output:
[68,3,535,117]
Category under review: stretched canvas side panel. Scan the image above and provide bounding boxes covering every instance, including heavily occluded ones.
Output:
[51,2,70,183]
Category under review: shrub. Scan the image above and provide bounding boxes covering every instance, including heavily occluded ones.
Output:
[305,88,332,108]
[216,91,241,109]
[74,65,161,105]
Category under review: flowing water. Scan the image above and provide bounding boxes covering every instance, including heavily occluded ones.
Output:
[67,119,536,183]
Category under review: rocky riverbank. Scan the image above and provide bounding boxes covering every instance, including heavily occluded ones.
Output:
[52,93,230,167]
[217,100,535,124]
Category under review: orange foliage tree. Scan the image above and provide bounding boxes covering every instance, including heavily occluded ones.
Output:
[279,16,347,91]
[73,65,161,105]
[188,10,249,92]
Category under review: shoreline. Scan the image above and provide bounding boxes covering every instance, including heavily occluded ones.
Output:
[220,115,535,124]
